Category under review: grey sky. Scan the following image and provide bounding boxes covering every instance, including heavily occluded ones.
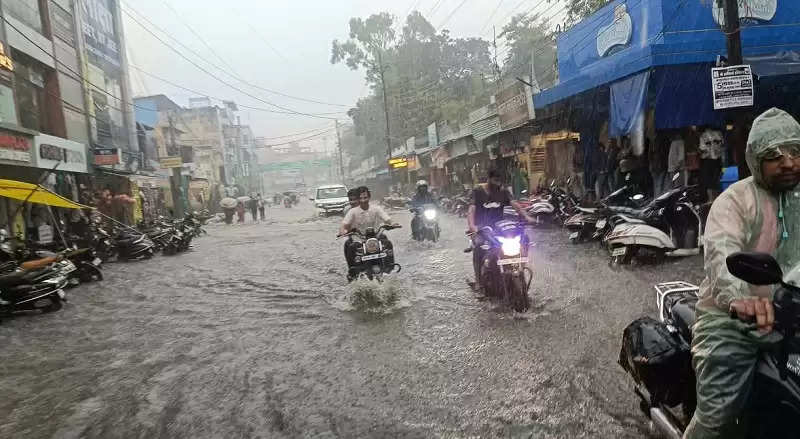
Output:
[123,0,566,148]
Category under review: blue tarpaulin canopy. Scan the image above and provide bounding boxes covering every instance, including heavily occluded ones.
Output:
[534,0,800,123]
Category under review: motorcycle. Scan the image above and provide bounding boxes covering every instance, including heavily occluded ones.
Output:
[411,204,440,242]
[0,267,68,319]
[564,175,647,244]
[339,225,402,282]
[467,220,532,312]
[606,179,703,265]
[619,251,800,439]
[114,229,156,261]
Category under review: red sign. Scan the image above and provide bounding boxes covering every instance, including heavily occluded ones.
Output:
[94,147,120,165]
[0,131,31,162]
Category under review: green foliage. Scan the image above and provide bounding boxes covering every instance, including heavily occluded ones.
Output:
[499,13,557,90]
[560,0,612,26]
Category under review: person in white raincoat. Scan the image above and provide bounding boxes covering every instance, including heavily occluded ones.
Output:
[685,108,800,438]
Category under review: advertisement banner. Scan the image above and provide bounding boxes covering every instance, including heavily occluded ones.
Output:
[34,134,88,173]
[94,147,120,165]
[711,65,754,110]
[0,130,32,163]
[80,0,121,67]
[159,156,183,169]
[496,82,531,131]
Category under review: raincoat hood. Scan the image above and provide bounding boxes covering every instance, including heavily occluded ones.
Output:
[746,108,800,187]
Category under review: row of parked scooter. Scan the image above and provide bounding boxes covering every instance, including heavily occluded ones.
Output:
[516,173,705,265]
[0,213,208,321]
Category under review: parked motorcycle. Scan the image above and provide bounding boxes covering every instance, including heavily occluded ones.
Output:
[619,251,800,439]
[411,204,440,242]
[114,229,156,260]
[467,220,532,312]
[606,180,703,265]
[564,175,648,244]
[339,225,402,282]
[0,267,68,319]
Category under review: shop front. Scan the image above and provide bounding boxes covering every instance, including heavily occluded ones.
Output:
[0,125,37,237]
[534,0,800,196]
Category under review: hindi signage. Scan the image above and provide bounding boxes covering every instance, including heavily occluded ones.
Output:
[93,147,120,165]
[34,134,88,173]
[711,65,754,110]
[0,130,32,163]
[80,0,121,67]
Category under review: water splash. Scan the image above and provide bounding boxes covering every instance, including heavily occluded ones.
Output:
[343,277,413,314]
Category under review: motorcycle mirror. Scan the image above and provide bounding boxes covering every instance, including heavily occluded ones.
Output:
[631,194,645,201]
[726,252,784,286]
[672,172,681,182]
[521,190,528,195]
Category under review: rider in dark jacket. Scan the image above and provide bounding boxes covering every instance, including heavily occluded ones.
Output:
[410,180,437,239]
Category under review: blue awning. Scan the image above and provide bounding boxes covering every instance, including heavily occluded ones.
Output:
[609,71,649,137]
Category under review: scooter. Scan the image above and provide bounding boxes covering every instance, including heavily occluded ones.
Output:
[0,268,68,319]
[564,175,647,244]
[606,175,703,264]
[619,251,800,439]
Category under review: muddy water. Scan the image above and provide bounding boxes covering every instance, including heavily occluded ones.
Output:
[0,203,703,438]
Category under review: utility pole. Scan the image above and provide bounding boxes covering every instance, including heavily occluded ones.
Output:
[720,0,748,178]
[377,50,392,179]
[168,113,185,218]
[335,120,345,184]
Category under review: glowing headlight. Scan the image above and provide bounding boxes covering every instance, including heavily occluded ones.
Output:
[499,236,522,256]
[364,238,380,254]
[423,209,437,220]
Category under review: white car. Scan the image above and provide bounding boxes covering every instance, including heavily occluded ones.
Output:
[312,184,349,215]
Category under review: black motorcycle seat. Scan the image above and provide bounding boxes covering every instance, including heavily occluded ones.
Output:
[671,296,698,343]
[0,270,41,287]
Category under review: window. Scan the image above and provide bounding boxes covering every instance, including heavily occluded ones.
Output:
[4,0,44,33]
[13,51,47,132]
[317,187,347,199]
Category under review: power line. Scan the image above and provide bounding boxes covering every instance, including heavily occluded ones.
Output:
[261,125,333,140]
[121,7,340,120]
[229,6,290,63]
[480,0,506,33]
[122,1,347,109]
[437,0,470,30]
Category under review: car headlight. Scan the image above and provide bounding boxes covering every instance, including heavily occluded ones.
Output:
[499,236,522,256]
[364,238,380,254]
[423,209,437,220]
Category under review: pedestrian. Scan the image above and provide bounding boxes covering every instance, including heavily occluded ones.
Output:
[668,132,687,187]
[257,194,266,220]
[699,128,724,202]
[649,134,669,196]
[236,201,245,223]
[249,196,258,222]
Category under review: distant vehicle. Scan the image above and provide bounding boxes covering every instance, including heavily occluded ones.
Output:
[311,184,349,216]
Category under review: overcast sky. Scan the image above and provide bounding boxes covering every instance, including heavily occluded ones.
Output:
[123,0,566,150]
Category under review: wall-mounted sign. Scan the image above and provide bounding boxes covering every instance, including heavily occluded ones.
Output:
[712,0,777,26]
[0,43,13,72]
[597,4,633,57]
[496,82,531,130]
[712,65,754,110]
[388,157,410,169]
[34,134,88,173]
[94,147,120,165]
[0,130,32,163]
[159,156,183,169]
[80,0,121,67]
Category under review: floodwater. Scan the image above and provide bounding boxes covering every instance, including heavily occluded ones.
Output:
[0,201,704,438]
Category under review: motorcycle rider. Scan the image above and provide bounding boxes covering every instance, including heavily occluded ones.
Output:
[410,180,437,240]
[467,169,535,288]
[685,108,800,439]
[339,186,399,279]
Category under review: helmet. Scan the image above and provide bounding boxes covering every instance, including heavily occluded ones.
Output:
[416,180,428,188]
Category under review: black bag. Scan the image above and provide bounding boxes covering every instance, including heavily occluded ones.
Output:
[619,316,693,407]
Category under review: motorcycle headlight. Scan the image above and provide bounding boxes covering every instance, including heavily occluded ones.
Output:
[423,209,437,220]
[499,236,522,256]
[364,238,380,254]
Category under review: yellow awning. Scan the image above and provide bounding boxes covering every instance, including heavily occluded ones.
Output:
[0,179,91,209]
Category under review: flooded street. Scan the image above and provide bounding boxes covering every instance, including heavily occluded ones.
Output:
[0,201,704,439]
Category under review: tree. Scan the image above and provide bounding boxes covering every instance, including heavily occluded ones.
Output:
[331,13,397,167]
[499,13,557,90]
[557,0,611,26]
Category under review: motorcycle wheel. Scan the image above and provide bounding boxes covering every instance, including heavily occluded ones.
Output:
[41,296,63,313]
[506,274,530,312]
[79,264,103,282]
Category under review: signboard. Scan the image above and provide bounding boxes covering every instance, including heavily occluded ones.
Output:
[93,147,120,165]
[496,82,531,131]
[427,123,438,148]
[597,3,633,57]
[34,134,88,173]
[711,65,754,110]
[0,130,32,163]
[159,156,183,169]
[80,0,121,67]
[712,0,777,26]
[388,157,409,169]
[37,224,53,244]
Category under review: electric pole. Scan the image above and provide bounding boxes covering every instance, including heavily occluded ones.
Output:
[335,120,345,184]
[720,0,748,178]
[168,113,185,218]
[377,50,392,179]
